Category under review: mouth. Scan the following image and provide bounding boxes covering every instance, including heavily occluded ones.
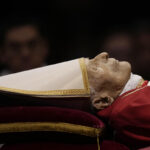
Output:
[109,58,120,68]
[112,59,119,65]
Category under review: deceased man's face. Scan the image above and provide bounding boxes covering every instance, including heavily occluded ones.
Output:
[87,52,131,110]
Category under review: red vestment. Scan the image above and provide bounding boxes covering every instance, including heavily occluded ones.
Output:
[97,81,150,148]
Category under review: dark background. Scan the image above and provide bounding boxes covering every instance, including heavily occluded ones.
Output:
[0,2,150,78]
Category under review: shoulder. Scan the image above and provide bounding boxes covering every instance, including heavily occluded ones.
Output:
[97,82,150,119]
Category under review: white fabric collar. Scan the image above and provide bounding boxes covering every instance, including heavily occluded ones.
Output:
[120,73,142,95]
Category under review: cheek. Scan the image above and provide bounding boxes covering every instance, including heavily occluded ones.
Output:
[97,67,104,73]
[109,75,127,92]
[88,73,105,92]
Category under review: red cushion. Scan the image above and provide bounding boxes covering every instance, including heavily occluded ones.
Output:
[0,106,104,127]
[1,141,129,150]
[101,140,129,150]
[1,142,98,150]
[0,106,104,143]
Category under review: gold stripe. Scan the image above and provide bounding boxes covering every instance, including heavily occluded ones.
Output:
[0,58,90,96]
[122,79,146,99]
[136,78,145,88]
[0,88,88,96]
[79,58,90,94]
[97,135,100,150]
[121,85,147,99]
[0,122,103,137]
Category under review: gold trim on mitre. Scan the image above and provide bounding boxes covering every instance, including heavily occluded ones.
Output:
[0,58,90,97]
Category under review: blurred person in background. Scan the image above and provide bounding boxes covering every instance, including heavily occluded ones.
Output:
[100,30,134,63]
[0,16,50,76]
[99,21,150,81]
[132,20,150,80]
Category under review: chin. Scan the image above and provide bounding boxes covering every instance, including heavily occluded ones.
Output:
[120,61,132,73]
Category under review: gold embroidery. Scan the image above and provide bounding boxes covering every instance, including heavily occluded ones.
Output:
[79,58,90,94]
[136,78,145,88]
[0,122,103,137]
[121,85,147,99]
[0,58,90,96]
[0,88,89,96]
[97,135,100,150]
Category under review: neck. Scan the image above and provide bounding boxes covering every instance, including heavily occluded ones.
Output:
[120,73,143,95]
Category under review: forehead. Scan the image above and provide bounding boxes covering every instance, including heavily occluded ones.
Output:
[5,25,39,43]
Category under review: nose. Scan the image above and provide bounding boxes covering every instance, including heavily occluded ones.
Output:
[94,52,109,61]
[99,52,109,59]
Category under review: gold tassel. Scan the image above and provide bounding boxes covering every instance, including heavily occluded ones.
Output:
[97,135,100,150]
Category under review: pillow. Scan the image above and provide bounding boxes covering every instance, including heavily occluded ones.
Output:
[0,106,104,147]
[1,142,98,150]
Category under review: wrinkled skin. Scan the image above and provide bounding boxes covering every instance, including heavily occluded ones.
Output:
[86,52,131,110]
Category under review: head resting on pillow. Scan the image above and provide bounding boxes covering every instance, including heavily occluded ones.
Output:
[86,52,131,110]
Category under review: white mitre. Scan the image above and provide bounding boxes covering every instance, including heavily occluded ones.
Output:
[0,58,90,98]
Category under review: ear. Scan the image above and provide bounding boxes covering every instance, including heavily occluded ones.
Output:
[92,96,114,110]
